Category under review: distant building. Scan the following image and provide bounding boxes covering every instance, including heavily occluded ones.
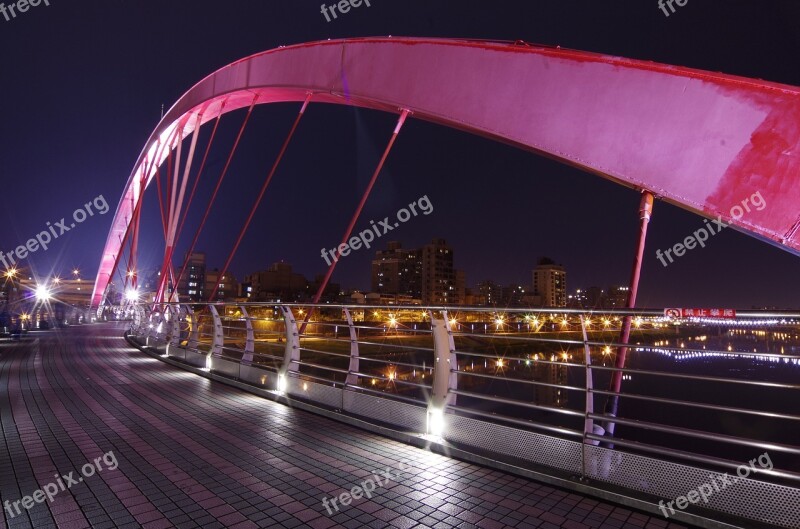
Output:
[177,252,206,302]
[371,239,464,305]
[586,286,605,309]
[455,270,467,305]
[17,278,93,307]
[371,242,422,300]
[205,269,238,302]
[502,284,527,307]
[532,257,566,308]
[477,280,503,306]
[421,238,459,305]
[307,274,342,303]
[244,262,308,302]
[567,288,588,309]
[475,281,525,307]
[567,285,629,309]
[52,279,93,306]
[605,285,630,309]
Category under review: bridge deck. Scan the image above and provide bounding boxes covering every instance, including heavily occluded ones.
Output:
[0,323,687,529]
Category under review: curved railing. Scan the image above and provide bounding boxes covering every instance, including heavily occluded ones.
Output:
[125,302,800,529]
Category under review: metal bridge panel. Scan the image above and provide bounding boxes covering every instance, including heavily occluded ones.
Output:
[584,445,800,528]
[287,378,342,409]
[444,413,583,474]
[342,390,427,432]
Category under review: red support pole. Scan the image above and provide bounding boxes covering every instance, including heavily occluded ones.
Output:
[122,196,136,291]
[127,192,143,289]
[153,128,181,242]
[176,108,225,244]
[300,109,410,334]
[207,95,312,302]
[154,163,168,239]
[165,142,174,227]
[108,140,162,301]
[172,97,258,301]
[156,113,203,306]
[602,191,654,443]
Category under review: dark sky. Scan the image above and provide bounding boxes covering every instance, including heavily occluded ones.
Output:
[1,0,799,308]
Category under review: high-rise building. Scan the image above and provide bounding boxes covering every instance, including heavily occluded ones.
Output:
[371,242,422,300]
[177,252,206,302]
[371,239,463,305]
[532,257,566,308]
[422,238,459,305]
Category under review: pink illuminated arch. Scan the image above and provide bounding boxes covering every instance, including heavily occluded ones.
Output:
[92,37,800,307]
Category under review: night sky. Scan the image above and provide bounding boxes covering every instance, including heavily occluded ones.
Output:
[1,0,799,308]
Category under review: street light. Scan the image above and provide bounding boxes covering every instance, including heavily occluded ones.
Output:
[35,284,51,302]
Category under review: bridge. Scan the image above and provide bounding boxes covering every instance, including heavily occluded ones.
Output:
[3,38,800,528]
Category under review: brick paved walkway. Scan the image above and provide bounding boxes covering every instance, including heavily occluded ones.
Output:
[0,324,689,529]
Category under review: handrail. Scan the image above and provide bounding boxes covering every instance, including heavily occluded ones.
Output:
[125,301,800,495]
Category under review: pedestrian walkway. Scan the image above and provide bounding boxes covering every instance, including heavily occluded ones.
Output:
[0,324,689,529]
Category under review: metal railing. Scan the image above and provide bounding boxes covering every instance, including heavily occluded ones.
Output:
[125,302,800,529]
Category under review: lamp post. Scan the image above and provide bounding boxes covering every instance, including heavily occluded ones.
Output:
[2,267,19,311]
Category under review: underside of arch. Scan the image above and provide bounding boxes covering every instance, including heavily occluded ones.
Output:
[92,37,800,307]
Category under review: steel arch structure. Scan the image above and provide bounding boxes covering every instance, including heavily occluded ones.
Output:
[92,37,800,308]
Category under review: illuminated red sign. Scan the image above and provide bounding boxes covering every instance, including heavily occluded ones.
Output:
[664,308,736,318]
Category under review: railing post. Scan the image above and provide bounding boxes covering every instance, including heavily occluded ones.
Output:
[185,305,199,350]
[428,310,458,437]
[208,305,223,368]
[240,305,255,365]
[278,306,300,393]
[169,305,182,347]
[163,306,174,351]
[133,305,145,335]
[164,304,182,356]
[144,306,155,345]
[344,308,360,387]
[579,314,604,480]
[153,309,167,344]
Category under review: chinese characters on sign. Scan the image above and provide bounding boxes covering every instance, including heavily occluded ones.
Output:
[664,308,737,318]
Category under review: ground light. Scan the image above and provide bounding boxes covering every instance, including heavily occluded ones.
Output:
[427,408,445,437]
